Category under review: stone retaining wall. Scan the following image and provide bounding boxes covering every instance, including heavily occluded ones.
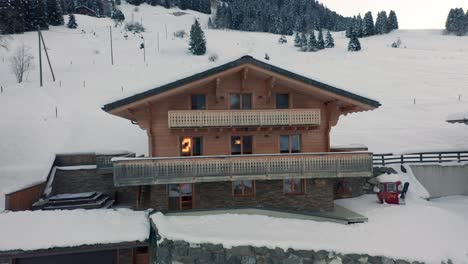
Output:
[155,239,424,264]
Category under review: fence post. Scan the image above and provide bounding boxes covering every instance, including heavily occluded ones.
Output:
[400,155,404,164]
[420,153,423,162]
[381,155,385,166]
[458,152,461,163]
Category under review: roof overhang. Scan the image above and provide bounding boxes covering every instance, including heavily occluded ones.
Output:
[102,55,381,119]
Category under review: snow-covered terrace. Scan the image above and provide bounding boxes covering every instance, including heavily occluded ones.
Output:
[0,209,150,253]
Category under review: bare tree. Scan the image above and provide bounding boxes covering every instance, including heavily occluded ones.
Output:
[9,44,34,83]
[0,35,9,50]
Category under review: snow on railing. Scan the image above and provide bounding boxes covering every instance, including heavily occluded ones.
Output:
[168,109,321,128]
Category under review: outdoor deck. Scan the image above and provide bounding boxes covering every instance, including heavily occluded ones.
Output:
[112,152,373,186]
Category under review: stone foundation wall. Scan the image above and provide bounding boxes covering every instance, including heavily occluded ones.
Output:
[332,177,370,199]
[155,239,423,264]
[149,179,334,212]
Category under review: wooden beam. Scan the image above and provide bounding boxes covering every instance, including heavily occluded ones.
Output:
[215,77,222,102]
[265,76,276,103]
[241,67,249,92]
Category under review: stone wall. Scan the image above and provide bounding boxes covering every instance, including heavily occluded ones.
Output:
[332,177,370,199]
[149,179,334,212]
[51,169,138,208]
[155,239,424,264]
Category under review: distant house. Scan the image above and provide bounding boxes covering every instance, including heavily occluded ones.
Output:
[75,5,97,17]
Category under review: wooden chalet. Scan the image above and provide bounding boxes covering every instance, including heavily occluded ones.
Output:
[74,5,97,17]
[102,55,381,212]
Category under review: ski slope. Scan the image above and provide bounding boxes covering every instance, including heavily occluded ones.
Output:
[0,4,468,208]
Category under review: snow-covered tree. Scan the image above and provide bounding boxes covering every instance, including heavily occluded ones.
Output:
[299,32,307,51]
[354,14,363,37]
[325,30,334,48]
[307,31,317,52]
[189,19,207,55]
[46,0,64,26]
[387,10,399,31]
[67,14,77,29]
[362,11,375,37]
[294,32,301,47]
[112,9,125,24]
[375,11,388,34]
[278,35,287,44]
[445,8,467,36]
[317,29,325,49]
[348,32,361,51]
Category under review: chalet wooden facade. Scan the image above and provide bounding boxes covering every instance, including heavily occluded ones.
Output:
[103,55,380,212]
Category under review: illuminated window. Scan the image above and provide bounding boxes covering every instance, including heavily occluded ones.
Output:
[230,93,252,110]
[233,180,255,197]
[280,135,301,153]
[276,94,289,109]
[231,136,253,155]
[180,137,202,156]
[191,94,206,110]
[284,179,305,195]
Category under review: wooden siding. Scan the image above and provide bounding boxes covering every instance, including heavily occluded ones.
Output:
[113,152,373,186]
[5,183,45,211]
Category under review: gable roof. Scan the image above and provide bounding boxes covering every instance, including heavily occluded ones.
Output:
[102,55,381,112]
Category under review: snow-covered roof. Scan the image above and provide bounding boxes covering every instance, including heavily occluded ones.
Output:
[446,112,468,124]
[0,209,150,252]
[102,55,381,112]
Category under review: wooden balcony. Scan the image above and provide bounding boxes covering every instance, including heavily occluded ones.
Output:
[112,152,373,186]
[168,109,321,129]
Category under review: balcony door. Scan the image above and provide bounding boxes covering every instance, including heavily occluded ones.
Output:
[168,183,193,210]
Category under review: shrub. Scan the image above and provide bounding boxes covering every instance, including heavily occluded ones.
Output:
[208,53,218,62]
[173,30,187,39]
[125,22,145,33]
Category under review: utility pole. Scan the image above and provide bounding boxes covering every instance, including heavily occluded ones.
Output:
[110,26,114,65]
[157,32,160,53]
[143,38,146,62]
[165,24,168,40]
[38,28,43,87]
[39,31,55,82]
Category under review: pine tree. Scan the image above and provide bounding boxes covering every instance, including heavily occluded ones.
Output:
[112,9,125,23]
[200,0,211,15]
[37,0,49,30]
[375,11,388,34]
[189,19,207,55]
[348,32,361,51]
[388,10,399,31]
[278,35,287,44]
[46,0,64,26]
[362,11,374,37]
[345,17,355,38]
[354,14,363,37]
[325,30,334,48]
[67,14,77,29]
[446,8,467,36]
[180,0,188,10]
[207,17,214,29]
[294,32,301,47]
[299,32,307,51]
[115,0,121,5]
[317,29,324,49]
[307,31,317,52]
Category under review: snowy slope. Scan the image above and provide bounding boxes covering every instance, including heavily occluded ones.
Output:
[1,4,468,208]
[152,195,468,264]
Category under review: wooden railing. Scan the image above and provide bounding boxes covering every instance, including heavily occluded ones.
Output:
[373,151,468,166]
[113,152,373,186]
[168,109,321,128]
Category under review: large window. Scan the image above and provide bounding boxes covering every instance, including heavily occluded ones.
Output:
[280,135,301,153]
[180,137,203,156]
[284,179,305,195]
[276,94,289,109]
[232,180,255,197]
[168,183,193,210]
[231,136,253,155]
[230,93,252,110]
[191,94,206,110]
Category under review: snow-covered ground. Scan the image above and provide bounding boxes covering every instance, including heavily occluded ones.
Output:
[152,194,468,264]
[1,4,468,208]
[0,208,150,251]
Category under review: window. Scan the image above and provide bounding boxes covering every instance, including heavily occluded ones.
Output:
[180,137,202,156]
[191,94,206,110]
[276,94,289,109]
[280,135,301,153]
[284,179,305,195]
[386,183,397,192]
[168,183,193,210]
[231,136,253,155]
[233,180,255,197]
[230,93,252,110]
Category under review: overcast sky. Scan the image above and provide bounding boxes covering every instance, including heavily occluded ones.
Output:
[319,0,468,29]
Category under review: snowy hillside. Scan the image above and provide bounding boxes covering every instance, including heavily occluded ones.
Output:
[1,4,468,207]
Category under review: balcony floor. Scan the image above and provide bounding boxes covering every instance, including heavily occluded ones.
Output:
[161,203,367,225]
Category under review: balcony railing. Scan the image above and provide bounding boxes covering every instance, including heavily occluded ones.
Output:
[168,109,321,128]
[112,152,373,186]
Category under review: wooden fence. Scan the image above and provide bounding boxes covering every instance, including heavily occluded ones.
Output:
[373,151,468,166]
